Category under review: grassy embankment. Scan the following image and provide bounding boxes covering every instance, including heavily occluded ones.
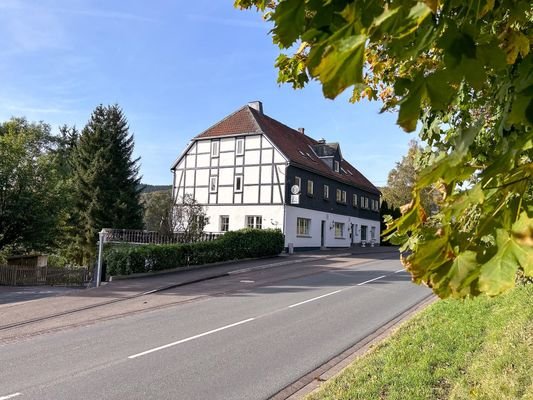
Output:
[308,284,533,400]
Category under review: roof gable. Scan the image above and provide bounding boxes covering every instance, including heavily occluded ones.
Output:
[187,104,380,195]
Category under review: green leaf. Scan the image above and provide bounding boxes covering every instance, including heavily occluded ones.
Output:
[479,229,528,296]
[425,70,456,110]
[311,34,366,99]
[272,0,307,48]
[397,80,425,132]
[448,251,480,297]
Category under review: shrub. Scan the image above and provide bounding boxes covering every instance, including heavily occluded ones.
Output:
[105,229,284,276]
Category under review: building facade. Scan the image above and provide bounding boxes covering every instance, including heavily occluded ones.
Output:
[171,101,381,250]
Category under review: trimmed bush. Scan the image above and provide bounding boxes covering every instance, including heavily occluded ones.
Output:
[105,229,284,276]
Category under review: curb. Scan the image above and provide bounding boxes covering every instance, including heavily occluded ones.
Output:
[271,294,438,400]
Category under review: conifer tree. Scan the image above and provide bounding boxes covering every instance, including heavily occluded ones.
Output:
[73,105,143,260]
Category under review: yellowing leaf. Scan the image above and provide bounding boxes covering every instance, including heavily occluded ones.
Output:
[311,35,367,99]
[271,0,306,48]
[502,30,530,65]
[423,0,439,13]
[512,211,533,248]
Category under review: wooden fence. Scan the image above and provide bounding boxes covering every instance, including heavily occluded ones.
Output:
[0,264,89,286]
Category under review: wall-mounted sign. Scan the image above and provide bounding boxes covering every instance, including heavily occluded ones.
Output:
[290,194,299,204]
[290,185,300,195]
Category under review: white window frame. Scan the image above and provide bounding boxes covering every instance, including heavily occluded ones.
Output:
[361,196,365,208]
[246,215,262,229]
[296,217,311,236]
[324,184,329,200]
[209,176,218,193]
[211,141,219,157]
[371,226,376,240]
[353,194,358,207]
[294,176,301,190]
[234,175,243,192]
[307,179,314,196]
[236,138,244,156]
[341,190,347,203]
[365,197,369,209]
[336,188,342,202]
[220,215,229,232]
[334,160,340,172]
[334,222,345,238]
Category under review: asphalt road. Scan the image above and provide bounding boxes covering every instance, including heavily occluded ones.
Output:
[0,255,431,400]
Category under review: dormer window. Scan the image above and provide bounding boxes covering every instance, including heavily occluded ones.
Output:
[334,160,340,173]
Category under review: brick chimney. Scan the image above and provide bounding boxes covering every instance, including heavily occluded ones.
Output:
[298,127,305,134]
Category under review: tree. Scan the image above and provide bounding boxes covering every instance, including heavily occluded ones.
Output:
[173,194,208,242]
[141,189,175,234]
[73,105,143,261]
[235,0,532,298]
[0,118,65,252]
[381,140,436,213]
[379,199,401,246]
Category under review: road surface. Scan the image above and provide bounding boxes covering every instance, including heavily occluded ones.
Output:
[0,254,431,400]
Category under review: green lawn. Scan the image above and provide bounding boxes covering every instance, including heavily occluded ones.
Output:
[307,284,533,400]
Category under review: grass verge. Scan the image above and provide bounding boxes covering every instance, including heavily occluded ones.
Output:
[307,284,533,400]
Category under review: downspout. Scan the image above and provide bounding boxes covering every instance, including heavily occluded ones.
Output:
[282,161,289,250]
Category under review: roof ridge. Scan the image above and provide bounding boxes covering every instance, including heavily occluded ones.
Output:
[195,105,262,138]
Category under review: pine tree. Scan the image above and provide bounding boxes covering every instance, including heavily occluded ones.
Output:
[73,105,143,261]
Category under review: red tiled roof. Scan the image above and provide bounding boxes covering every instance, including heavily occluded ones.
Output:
[196,107,261,137]
[194,105,380,195]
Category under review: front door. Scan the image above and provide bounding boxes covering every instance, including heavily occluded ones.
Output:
[361,225,367,241]
[321,220,325,247]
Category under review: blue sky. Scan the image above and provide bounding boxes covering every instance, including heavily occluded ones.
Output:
[0,0,414,187]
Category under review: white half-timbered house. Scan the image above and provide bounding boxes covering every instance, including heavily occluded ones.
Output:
[171,101,381,250]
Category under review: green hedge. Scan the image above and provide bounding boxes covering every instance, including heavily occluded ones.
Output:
[105,229,284,276]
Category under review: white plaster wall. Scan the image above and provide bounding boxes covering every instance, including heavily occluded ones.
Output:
[244,166,260,184]
[243,185,259,203]
[220,137,234,152]
[195,169,209,186]
[260,185,272,204]
[203,205,284,233]
[196,154,210,168]
[245,150,260,165]
[197,140,210,153]
[284,206,380,248]
[218,168,233,186]
[246,135,261,149]
[219,152,233,166]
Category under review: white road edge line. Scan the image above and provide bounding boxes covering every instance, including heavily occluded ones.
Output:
[288,290,343,308]
[0,393,22,400]
[357,275,387,286]
[395,268,406,273]
[128,318,256,359]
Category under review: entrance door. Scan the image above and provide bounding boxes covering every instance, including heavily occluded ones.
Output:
[351,223,355,245]
[361,225,367,241]
[321,220,325,247]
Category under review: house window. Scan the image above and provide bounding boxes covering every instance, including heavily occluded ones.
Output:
[209,176,218,193]
[211,141,219,157]
[307,180,314,196]
[361,196,365,208]
[297,217,311,236]
[324,184,329,200]
[294,176,301,191]
[335,222,345,238]
[334,160,340,172]
[341,190,347,203]
[234,175,243,192]
[220,215,229,232]
[353,194,358,207]
[246,215,262,229]
[371,226,376,240]
[336,188,342,202]
[236,138,244,156]
[365,197,369,209]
